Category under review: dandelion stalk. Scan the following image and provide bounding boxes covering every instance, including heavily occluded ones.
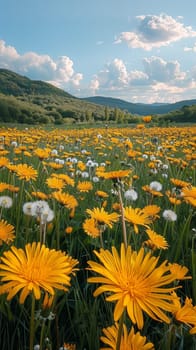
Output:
[116,309,125,350]
[192,234,196,303]
[30,294,36,350]
[15,179,25,239]
[39,321,46,350]
[117,184,127,248]
[99,229,104,248]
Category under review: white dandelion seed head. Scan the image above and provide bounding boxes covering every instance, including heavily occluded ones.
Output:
[11,141,18,147]
[81,171,89,178]
[0,196,13,208]
[150,168,158,175]
[149,181,162,192]
[55,158,65,165]
[86,160,94,167]
[23,202,34,216]
[162,164,169,170]
[40,208,55,224]
[31,200,50,217]
[34,345,40,350]
[142,154,148,159]
[111,189,118,196]
[163,210,177,222]
[92,176,99,183]
[51,149,58,156]
[124,189,138,201]
[81,149,87,154]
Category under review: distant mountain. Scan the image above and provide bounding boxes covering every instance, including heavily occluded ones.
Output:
[82,96,196,115]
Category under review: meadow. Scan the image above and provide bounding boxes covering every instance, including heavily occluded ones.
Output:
[0,123,195,350]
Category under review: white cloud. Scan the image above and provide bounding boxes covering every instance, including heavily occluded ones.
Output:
[143,56,186,82]
[184,43,196,52]
[89,78,100,93]
[0,40,83,89]
[87,55,196,103]
[89,58,148,94]
[115,14,196,50]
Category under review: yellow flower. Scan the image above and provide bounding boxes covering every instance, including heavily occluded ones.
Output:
[0,219,15,245]
[83,218,100,238]
[32,191,48,200]
[95,190,109,198]
[63,343,76,350]
[0,242,78,304]
[65,226,73,234]
[52,191,78,210]
[88,243,178,329]
[172,292,196,334]
[34,148,51,160]
[7,184,20,193]
[97,169,131,180]
[181,186,196,207]
[58,173,75,187]
[142,185,163,197]
[0,156,10,168]
[123,207,151,234]
[86,207,119,228]
[169,263,192,280]
[142,115,152,123]
[77,181,93,192]
[46,177,65,190]
[100,323,154,350]
[170,178,191,188]
[42,292,54,309]
[142,205,160,221]
[145,229,168,250]
[47,162,64,170]
[15,163,38,181]
[0,182,9,192]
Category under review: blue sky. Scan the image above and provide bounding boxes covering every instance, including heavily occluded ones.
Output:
[1,0,196,103]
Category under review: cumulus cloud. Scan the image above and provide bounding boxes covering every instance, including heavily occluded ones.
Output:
[0,40,83,89]
[115,14,196,50]
[143,56,186,82]
[89,58,148,94]
[88,55,195,103]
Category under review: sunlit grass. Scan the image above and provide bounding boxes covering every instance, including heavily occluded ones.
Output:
[0,124,196,349]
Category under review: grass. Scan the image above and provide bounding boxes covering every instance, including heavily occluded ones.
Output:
[0,123,196,349]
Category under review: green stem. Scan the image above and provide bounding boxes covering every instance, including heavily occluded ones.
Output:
[118,186,127,248]
[39,321,45,350]
[192,234,196,304]
[15,179,25,241]
[99,230,104,248]
[30,294,36,350]
[116,310,125,350]
[173,212,192,262]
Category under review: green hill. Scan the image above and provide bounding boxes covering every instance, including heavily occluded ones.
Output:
[0,68,195,125]
[0,69,112,124]
[0,69,74,98]
[83,95,196,115]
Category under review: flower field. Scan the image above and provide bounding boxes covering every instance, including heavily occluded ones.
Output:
[0,124,195,350]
